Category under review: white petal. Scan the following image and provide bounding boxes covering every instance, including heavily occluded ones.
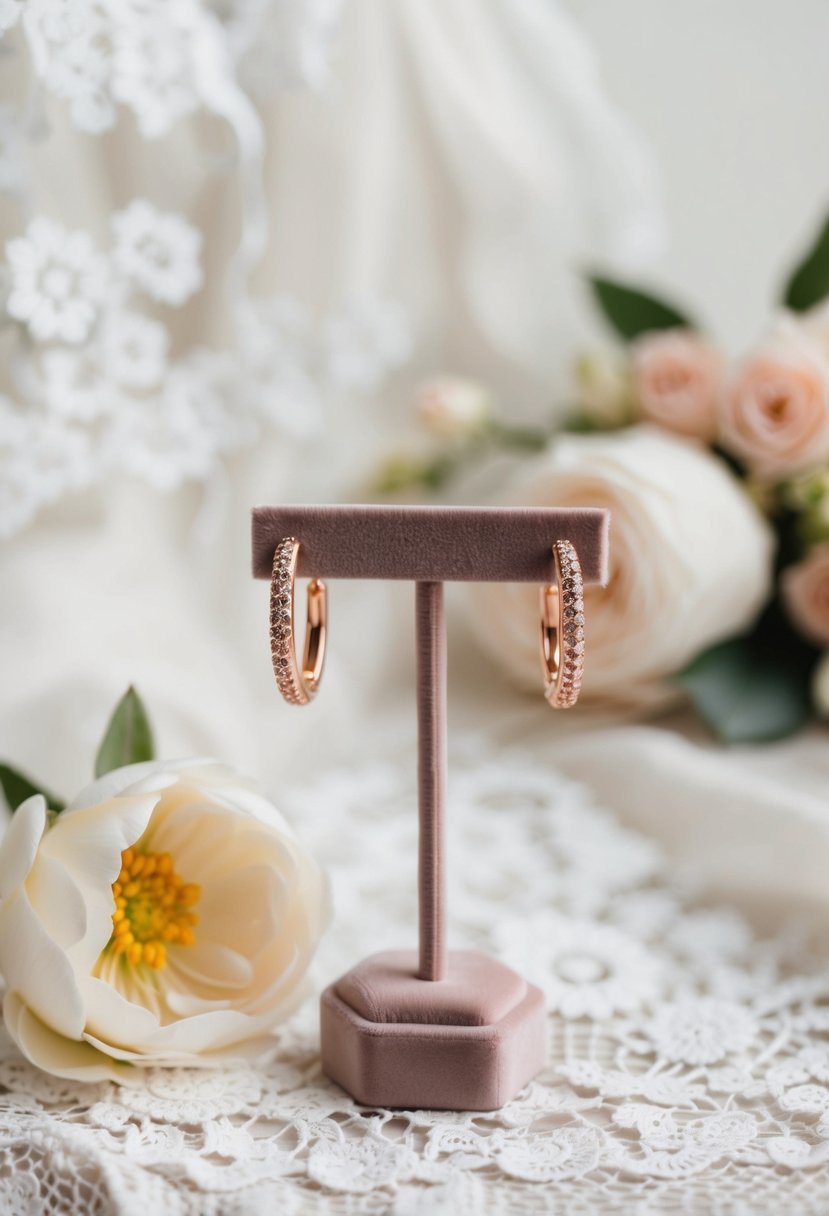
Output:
[137,1007,262,1055]
[0,795,46,897]
[66,764,171,812]
[0,889,86,1038]
[41,793,159,971]
[67,759,218,812]
[3,991,130,1084]
[196,864,286,958]
[167,941,254,995]
[82,976,160,1050]
[25,853,86,949]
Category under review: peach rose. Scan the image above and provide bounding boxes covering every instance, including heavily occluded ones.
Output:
[720,321,829,477]
[631,329,724,441]
[782,543,829,646]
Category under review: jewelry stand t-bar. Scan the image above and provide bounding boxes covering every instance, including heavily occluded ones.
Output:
[252,504,609,1111]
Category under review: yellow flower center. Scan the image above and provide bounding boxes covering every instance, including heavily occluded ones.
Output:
[108,847,200,971]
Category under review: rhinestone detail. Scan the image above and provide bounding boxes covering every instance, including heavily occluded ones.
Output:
[270,537,309,706]
[547,539,584,709]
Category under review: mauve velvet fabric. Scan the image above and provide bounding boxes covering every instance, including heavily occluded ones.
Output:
[251,504,609,583]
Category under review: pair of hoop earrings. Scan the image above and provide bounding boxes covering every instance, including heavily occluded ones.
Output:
[269,536,584,709]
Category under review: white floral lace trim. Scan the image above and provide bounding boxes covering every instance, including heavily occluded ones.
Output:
[1,747,829,1213]
[0,2,408,539]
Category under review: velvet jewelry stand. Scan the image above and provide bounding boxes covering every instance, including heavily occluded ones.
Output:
[252,505,609,1111]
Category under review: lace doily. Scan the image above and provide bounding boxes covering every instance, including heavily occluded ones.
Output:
[2,746,829,1214]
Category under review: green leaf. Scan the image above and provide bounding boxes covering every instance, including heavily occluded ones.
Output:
[0,763,65,813]
[783,211,829,312]
[676,637,812,744]
[588,275,694,341]
[95,686,155,778]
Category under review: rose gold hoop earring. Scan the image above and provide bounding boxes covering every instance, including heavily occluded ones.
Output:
[270,537,327,705]
[539,539,584,709]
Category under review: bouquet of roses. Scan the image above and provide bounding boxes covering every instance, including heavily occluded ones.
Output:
[376,210,829,743]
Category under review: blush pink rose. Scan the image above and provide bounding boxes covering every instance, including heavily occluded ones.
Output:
[782,544,829,646]
[720,323,829,477]
[631,329,724,441]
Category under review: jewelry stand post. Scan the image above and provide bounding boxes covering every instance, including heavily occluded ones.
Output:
[252,504,609,1110]
[417,579,447,982]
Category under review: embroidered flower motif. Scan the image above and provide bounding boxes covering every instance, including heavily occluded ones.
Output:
[307,1133,418,1193]
[645,998,758,1065]
[767,1047,829,1115]
[111,201,202,306]
[114,1066,264,1123]
[5,218,109,343]
[496,916,662,1019]
[98,310,169,389]
[561,1061,705,1107]
[45,29,114,134]
[21,1,219,137]
[612,1103,758,1174]
[0,408,92,538]
[111,11,200,139]
[23,0,115,132]
[495,1127,601,1183]
[39,349,111,423]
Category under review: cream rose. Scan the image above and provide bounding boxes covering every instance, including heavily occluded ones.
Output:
[0,760,329,1081]
[720,320,829,477]
[631,329,724,441]
[782,543,829,646]
[463,427,774,708]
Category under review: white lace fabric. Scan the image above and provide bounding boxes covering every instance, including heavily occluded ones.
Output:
[3,747,829,1214]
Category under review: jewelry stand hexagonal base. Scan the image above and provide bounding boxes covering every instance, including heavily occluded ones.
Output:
[320,949,546,1111]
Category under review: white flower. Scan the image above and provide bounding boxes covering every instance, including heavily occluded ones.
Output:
[463,426,774,708]
[112,201,202,306]
[496,915,662,1019]
[645,998,758,1065]
[414,377,492,439]
[0,760,330,1079]
[98,310,169,389]
[5,218,109,344]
